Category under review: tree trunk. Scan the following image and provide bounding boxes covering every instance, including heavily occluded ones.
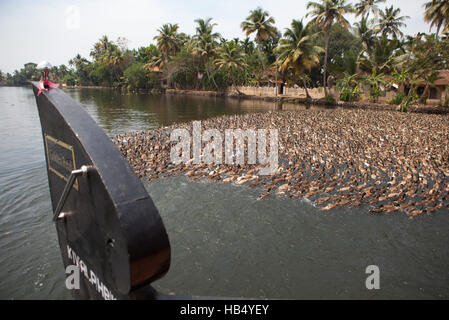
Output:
[302,76,311,99]
[210,71,219,90]
[422,84,430,100]
[232,73,244,95]
[256,46,267,80]
[205,59,219,90]
[323,31,330,97]
[436,25,441,41]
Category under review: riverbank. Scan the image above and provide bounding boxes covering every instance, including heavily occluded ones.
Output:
[62,86,449,114]
[113,109,449,218]
[64,85,115,90]
[165,88,449,115]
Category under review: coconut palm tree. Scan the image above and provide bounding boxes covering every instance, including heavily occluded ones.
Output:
[241,38,255,55]
[423,0,449,39]
[354,0,386,19]
[214,41,248,94]
[274,20,324,99]
[69,54,90,85]
[354,16,376,49]
[193,18,221,89]
[105,47,125,83]
[357,35,401,74]
[154,24,181,63]
[376,6,409,39]
[306,0,354,96]
[69,54,88,70]
[144,53,165,70]
[241,7,278,77]
[90,35,114,62]
[194,18,220,39]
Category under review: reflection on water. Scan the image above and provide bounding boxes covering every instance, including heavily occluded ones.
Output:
[64,88,277,135]
[0,87,448,300]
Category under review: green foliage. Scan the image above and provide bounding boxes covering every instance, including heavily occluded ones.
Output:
[89,63,114,86]
[124,63,156,90]
[357,35,402,74]
[337,72,359,101]
[387,91,405,105]
[134,45,159,64]
[325,93,336,104]
[339,86,359,102]
[62,74,77,86]
[328,49,358,77]
[363,68,386,102]
[325,23,363,64]
[401,92,419,107]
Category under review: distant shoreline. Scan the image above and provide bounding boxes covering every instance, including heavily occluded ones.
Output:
[5,83,447,115]
[64,85,115,90]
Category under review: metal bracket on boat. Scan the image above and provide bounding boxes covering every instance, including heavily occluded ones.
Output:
[53,165,94,221]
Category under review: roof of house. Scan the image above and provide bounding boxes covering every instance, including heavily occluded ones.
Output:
[434,70,449,86]
[147,66,162,73]
[415,70,449,86]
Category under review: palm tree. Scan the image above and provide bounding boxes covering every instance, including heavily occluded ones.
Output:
[105,47,125,83]
[241,38,255,55]
[328,50,359,76]
[241,7,278,77]
[376,6,409,39]
[354,16,376,49]
[354,0,386,19]
[69,54,90,85]
[423,0,449,39]
[214,41,248,94]
[306,0,354,96]
[154,24,181,63]
[193,18,221,89]
[69,54,87,69]
[357,35,401,74]
[274,20,324,99]
[194,18,220,39]
[90,35,114,62]
[144,53,165,70]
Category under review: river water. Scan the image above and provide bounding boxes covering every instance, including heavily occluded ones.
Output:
[0,86,448,300]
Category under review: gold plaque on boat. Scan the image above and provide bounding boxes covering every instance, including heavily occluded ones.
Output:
[44,134,78,190]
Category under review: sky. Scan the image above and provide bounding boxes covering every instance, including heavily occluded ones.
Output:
[0,0,431,73]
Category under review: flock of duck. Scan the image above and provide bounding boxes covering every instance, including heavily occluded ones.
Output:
[113,109,449,217]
